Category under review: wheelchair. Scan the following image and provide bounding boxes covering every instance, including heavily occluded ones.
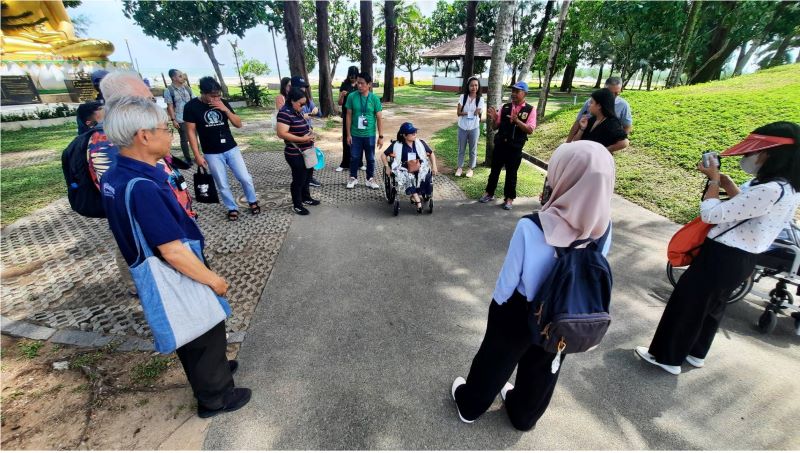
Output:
[382,156,433,216]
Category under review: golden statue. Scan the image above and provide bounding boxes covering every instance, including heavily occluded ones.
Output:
[1,0,113,60]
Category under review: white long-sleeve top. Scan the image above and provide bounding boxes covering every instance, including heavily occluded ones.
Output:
[492,218,612,304]
[702,179,799,254]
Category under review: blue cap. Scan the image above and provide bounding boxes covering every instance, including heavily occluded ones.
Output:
[399,122,418,135]
[511,81,529,93]
[91,69,109,85]
[290,75,309,88]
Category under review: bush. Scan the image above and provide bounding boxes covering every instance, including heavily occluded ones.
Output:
[0,103,78,122]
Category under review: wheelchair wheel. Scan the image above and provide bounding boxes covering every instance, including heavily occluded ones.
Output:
[757,309,778,334]
[393,199,400,216]
[428,198,434,214]
[769,287,794,308]
[383,170,395,204]
[666,262,751,305]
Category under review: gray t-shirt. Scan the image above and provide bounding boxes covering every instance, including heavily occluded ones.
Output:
[576,96,632,127]
[163,84,194,123]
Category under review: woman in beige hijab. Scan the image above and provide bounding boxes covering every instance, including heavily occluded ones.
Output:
[451,140,615,430]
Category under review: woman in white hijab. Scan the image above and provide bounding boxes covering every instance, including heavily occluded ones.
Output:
[451,140,615,431]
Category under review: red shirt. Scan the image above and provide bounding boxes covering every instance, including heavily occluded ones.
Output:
[494,101,537,129]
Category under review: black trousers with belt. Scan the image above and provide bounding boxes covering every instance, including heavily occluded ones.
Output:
[285,152,314,207]
[454,291,565,431]
[649,238,757,366]
[485,141,523,200]
[175,320,234,410]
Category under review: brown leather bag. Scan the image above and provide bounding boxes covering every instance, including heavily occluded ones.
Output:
[406,159,421,172]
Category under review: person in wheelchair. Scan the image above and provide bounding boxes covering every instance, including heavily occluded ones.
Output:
[381,122,439,212]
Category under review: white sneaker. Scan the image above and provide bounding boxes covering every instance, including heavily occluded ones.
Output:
[466,169,474,178]
[500,382,514,402]
[451,377,473,424]
[366,178,380,189]
[360,165,367,171]
[685,355,705,368]
[634,346,681,375]
[455,168,463,177]
[335,166,345,172]
[346,177,358,189]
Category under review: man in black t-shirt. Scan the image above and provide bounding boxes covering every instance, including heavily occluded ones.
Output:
[336,66,360,172]
[184,77,260,221]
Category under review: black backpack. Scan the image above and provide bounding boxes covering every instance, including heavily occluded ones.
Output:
[526,214,613,355]
[62,128,105,218]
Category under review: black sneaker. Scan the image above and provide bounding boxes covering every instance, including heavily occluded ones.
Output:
[308,177,322,187]
[302,198,321,206]
[197,387,252,419]
[292,205,310,215]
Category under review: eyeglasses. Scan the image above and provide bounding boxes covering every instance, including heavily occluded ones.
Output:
[152,126,174,136]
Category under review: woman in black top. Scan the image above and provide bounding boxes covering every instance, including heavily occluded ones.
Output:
[276,88,319,215]
[568,88,629,154]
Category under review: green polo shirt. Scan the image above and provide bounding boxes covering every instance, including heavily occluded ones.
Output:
[345,91,382,138]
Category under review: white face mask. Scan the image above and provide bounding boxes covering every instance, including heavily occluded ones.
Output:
[739,153,762,175]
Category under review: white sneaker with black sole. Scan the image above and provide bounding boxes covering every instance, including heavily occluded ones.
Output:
[634,346,681,375]
[451,377,473,423]
[360,165,367,171]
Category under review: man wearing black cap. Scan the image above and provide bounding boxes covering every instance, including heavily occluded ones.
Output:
[76,101,104,135]
[480,81,537,211]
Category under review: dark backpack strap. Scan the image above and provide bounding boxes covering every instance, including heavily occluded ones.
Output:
[525,213,610,252]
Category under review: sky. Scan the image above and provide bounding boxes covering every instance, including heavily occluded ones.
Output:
[72,0,439,84]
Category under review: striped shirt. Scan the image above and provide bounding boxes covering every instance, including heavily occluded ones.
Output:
[277,104,313,156]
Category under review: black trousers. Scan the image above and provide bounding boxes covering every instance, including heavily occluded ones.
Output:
[455,291,565,431]
[649,238,757,366]
[339,115,351,168]
[285,153,314,207]
[485,142,523,200]
[175,320,234,410]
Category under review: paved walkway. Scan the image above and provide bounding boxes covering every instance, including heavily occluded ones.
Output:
[205,197,800,450]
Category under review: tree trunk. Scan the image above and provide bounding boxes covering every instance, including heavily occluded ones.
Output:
[608,62,615,78]
[733,43,748,76]
[537,0,571,121]
[767,33,793,68]
[594,63,604,88]
[485,0,516,166]
[382,0,396,102]
[638,68,646,90]
[511,66,517,85]
[330,62,338,82]
[461,0,477,92]
[666,0,701,88]
[360,1,374,81]
[200,37,229,97]
[559,63,576,92]
[316,1,335,116]
[518,0,554,83]
[283,1,310,91]
[409,69,415,85]
[646,68,654,91]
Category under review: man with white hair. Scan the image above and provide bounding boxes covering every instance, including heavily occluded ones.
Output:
[101,96,251,418]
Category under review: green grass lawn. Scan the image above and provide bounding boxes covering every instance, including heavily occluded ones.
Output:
[430,123,545,200]
[1,122,76,153]
[1,161,65,225]
[373,84,456,108]
[525,63,800,224]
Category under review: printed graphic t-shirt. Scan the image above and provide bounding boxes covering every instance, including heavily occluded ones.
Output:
[182,98,237,154]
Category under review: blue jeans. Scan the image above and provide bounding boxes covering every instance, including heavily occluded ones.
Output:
[204,147,257,211]
[349,135,376,179]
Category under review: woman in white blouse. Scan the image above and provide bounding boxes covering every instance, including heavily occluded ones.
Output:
[451,141,615,430]
[455,77,485,178]
[636,121,800,375]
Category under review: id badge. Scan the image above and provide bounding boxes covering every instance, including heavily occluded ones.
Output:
[467,111,474,119]
[357,115,367,130]
[407,152,417,161]
[220,138,227,144]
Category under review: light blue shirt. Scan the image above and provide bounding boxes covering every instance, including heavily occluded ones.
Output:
[493,218,612,304]
[577,96,632,127]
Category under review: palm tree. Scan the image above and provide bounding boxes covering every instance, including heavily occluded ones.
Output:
[382,0,396,102]
[485,0,515,166]
[316,1,335,116]
[461,0,477,92]
[360,1,373,80]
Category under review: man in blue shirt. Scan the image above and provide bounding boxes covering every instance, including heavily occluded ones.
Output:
[101,95,251,418]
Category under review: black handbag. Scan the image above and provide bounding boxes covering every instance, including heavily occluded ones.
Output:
[193,166,219,204]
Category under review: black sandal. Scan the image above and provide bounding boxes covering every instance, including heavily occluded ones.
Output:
[249,202,261,215]
[227,210,240,221]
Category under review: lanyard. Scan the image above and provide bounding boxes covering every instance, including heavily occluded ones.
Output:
[359,93,369,115]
